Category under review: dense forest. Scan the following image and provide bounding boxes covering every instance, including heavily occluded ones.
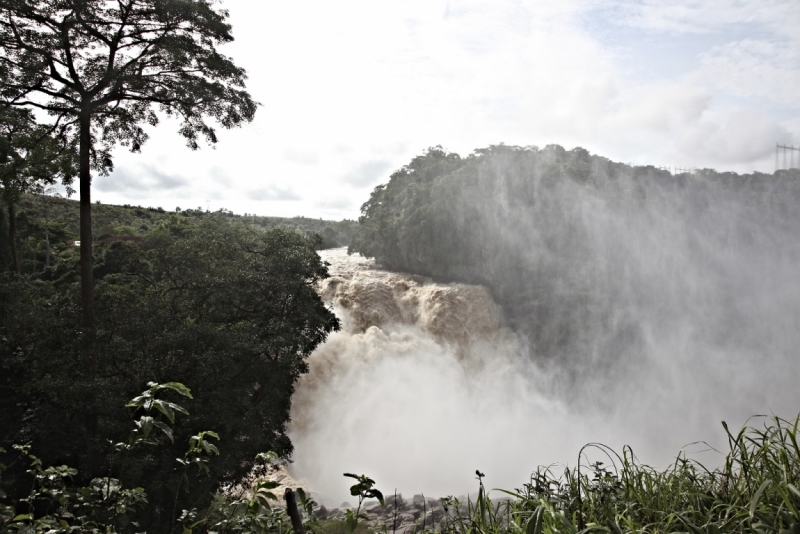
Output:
[1,193,357,275]
[350,145,800,388]
[0,212,343,531]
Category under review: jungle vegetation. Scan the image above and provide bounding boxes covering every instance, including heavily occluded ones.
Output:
[0,213,340,532]
[349,144,800,376]
[0,0,258,326]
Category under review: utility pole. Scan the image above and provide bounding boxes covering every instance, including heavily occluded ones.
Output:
[776,144,800,172]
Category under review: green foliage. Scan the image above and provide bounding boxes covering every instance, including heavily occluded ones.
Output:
[0,0,257,155]
[0,108,77,273]
[0,215,339,532]
[0,0,260,324]
[0,384,322,534]
[4,193,357,275]
[314,519,371,534]
[350,144,800,377]
[428,416,800,534]
[0,108,76,207]
[343,474,384,533]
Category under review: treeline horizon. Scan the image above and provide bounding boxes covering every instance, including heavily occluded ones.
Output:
[349,143,800,404]
[0,192,358,276]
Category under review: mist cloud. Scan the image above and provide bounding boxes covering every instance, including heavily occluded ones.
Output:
[288,153,800,502]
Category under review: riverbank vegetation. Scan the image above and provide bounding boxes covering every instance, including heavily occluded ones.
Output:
[3,408,798,533]
[3,193,357,275]
[431,414,800,534]
[349,145,800,382]
[0,213,340,532]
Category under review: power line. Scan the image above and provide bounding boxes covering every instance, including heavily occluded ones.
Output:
[776,144,800,172]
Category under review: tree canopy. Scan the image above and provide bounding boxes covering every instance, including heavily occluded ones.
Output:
[350,145,800,395]
[0,0,258,325]
[0,215,339,532]
[0,106,76,272]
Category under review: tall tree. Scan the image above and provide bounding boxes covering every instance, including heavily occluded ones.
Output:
[0,0,257,325]
[0,106,76,274]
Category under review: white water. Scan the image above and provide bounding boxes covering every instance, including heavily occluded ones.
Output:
[285,249,710,501]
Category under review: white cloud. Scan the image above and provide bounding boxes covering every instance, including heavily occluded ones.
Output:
[340,160,393,187]
[614,0,800,37]
[605,84,712,132]
[284,148,321,166]
[82,0,800,218]
[95,165,190,196]
[249,185,301,201]
[678,108,787,165]
[697,40,800,106]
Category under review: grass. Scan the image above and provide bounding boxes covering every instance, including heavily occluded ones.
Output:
[377,415,800,534]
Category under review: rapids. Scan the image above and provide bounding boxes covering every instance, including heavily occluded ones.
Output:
[286,244,799,504]
[287,249,587,501]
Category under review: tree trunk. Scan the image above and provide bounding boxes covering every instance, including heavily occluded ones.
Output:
[79,110,94,327]
[43,194,51,268]
[44,215,50,268]
[8,202,19,275]
[284,488,306,534]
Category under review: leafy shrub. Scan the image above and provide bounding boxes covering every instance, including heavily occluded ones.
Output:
[0,216,339,532]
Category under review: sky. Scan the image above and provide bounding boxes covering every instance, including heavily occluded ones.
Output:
[90,0,800,220]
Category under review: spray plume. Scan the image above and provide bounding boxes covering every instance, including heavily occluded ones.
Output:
[288,146,800,501]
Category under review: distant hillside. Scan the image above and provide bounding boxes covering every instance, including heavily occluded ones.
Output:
[350,144,800,390]
[1,194,356,274]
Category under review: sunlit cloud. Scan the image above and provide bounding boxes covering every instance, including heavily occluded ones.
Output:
[92,0,800,218]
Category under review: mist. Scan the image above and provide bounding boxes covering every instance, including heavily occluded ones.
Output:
[287,148,800,501]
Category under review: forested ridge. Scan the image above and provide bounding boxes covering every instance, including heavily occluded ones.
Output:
[350,144,800,379]
[0,213,341,531]
[1,193,356,275]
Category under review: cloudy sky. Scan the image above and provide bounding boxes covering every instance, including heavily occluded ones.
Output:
[91,0,800,220]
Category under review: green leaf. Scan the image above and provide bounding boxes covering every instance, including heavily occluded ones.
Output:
[369,489,385,506]
[13,514,33,521]
[607,519,623,534]
[256,451,279,464]
[525,507,544,534]
[345,509,358,534]
[675,513,705,534]
[153,421,174,443]
[136,416,155,439]
[255,480,280,491]
[153,400,175,422]
[157,382,193,399]
[125,394,150,409]
[750,480,771,520]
